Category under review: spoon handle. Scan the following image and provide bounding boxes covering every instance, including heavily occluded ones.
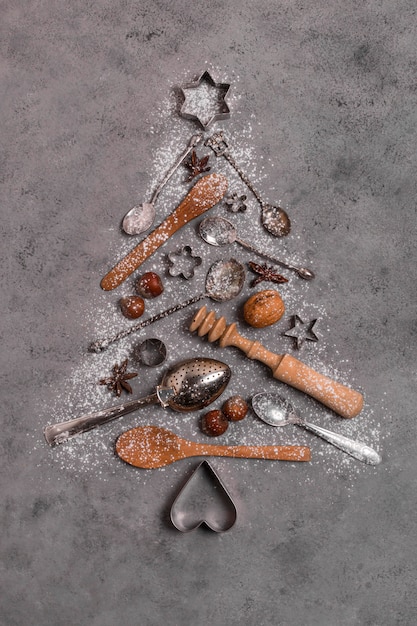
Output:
[43,393,159,446]
[190,441,311,462]
[235,236,315,280]
[299,421,381,465]
[222,152,265,207]
[89,293,206,353]
[151,133,203,203]
[205,134,264,205]
[101,173,228,290]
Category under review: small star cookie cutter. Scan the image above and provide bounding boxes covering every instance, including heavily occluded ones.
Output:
[179,70,231,130]
[282,315,319,349]
[167,245,203,279]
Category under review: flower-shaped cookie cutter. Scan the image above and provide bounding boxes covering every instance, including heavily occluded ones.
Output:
[225,192,248,213]
[167,245,202,279]
[179,70,231,130]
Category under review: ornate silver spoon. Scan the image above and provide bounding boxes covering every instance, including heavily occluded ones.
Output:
[90,258,245,352]
[122,133,203,235]
[199,216,314,280]
[252,392,381,465]
[205,131,291,237]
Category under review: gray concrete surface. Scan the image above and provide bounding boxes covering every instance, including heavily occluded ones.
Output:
[2,1,417,625]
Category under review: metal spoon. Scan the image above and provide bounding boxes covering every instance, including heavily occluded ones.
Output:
[122,133,203,235]
[199,216,315,280]
[205,131,291,237]
[44,358,231,446]
[252,393,381,465]
[90,258,245,352]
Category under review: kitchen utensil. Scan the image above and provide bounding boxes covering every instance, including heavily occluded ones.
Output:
[122,133,203,235]
[179,70,231,129]
[199,216,314,280]
[90,258,245,352]
[116,425,311,468]
[167,245,202,279]
[44,358,231,446]
[189,305,364,419]
[205,131,291,237]
[282,314,319,349]
[252,393,381,465]
[135,338,167,367]
[170,460,237,532]
[225,191,247,213]
[101,172,228,291]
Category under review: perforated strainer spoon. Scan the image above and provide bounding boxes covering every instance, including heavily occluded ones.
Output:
[44,358,231,446]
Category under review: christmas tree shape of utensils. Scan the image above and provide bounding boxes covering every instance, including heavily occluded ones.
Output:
[101,173,228,291]
[189,306,364,419]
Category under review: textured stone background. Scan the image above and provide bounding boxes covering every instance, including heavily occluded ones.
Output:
[2,1,417,625]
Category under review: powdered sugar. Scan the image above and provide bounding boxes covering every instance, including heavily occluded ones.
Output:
[35,71,383,493]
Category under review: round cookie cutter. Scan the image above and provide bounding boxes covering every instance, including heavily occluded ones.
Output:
[135,338,167,367]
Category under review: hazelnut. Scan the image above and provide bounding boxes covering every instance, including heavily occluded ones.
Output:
[201,410,229,436]
[243,289,285,328]
[222,396,248,422]
[120,295,145,319]
[135,272,164,299]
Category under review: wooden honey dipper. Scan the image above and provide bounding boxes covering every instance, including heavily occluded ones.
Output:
[189,306,364,419]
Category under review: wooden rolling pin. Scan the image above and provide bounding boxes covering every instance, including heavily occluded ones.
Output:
[101,173,228,290]
[189,306,364,419]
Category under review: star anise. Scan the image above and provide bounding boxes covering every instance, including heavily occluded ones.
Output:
[184,150,211,181]
[99,359,138,396]
[248,261,289,287]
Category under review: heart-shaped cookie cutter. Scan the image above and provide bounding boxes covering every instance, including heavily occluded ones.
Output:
[170,460,237,533]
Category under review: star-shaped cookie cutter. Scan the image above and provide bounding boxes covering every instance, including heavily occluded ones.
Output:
[282,315,319,350]
[179,70,231,130]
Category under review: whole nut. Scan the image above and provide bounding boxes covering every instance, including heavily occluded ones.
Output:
[222,395,248,422]
[135,272,164,299]
[119,295,145,320]
[243,289,285,328]
[201,410,229,437]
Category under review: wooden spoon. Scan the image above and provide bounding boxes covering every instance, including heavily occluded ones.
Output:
[115,425,311,468]
[101,173,228,291]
